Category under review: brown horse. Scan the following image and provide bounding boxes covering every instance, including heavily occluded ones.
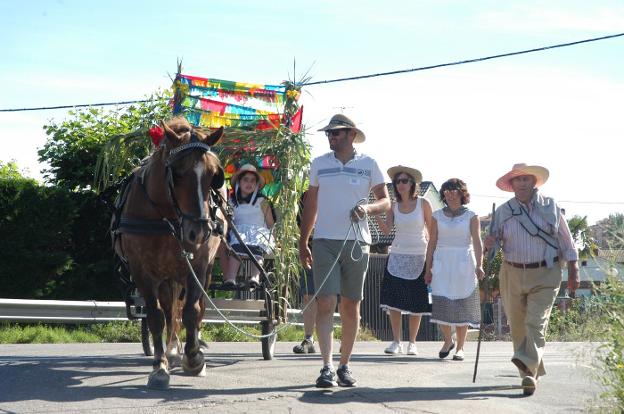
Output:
[115,117,225,389]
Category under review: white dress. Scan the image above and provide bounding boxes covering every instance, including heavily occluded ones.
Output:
[229,199,274,255]
[430,208,480,327]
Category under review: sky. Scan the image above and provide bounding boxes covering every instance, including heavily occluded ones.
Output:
[1,0,623,225]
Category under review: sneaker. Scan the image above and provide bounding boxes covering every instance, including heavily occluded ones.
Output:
[384,341,403,354]
[406,342,418,356]
[315,366,337,388]
[293,338,316,354]
[452,349,465,361]
[337,365,357,387]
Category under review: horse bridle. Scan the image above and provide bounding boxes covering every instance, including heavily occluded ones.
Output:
[163,131,222,245]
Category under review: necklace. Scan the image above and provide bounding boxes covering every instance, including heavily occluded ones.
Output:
[444,206,467,219]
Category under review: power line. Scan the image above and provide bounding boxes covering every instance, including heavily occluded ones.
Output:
[0,99,152,113]
[304,32,624,86]
[1,32,623,113]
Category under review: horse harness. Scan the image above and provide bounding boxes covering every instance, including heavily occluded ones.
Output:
[110,133,225,262]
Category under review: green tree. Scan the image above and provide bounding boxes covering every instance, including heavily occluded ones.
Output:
[0,161,32,182]
[38,90,172,191]
[568,215,597,260]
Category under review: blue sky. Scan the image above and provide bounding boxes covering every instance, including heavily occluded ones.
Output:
[1,0,623,224]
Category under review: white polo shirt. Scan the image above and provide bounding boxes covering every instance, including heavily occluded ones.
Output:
[310,151,385,243]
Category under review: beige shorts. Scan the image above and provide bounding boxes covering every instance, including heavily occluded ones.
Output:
[312,239,370,301]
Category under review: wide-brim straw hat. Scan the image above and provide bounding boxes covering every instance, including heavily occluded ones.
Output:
[496,163,549,192]
[317,114,366,143]
[387,165,423,184]
[230,164,265,189]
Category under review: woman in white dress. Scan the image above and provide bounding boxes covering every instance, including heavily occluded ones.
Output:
[425,178,484,361]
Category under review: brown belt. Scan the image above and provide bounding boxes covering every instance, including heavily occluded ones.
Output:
[505,257,558,269]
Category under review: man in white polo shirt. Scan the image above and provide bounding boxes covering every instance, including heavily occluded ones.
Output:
[299,114,390,388]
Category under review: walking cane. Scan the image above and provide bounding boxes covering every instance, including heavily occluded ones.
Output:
[473,203,497,383]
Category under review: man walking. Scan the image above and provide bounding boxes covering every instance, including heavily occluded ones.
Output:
[485,163,579,396]
[299,114,390,388]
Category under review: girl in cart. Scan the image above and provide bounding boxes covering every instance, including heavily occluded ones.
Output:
[222,164,275,288]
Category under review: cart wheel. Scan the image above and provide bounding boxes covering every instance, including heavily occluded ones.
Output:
[141,318,154,356]
[261,320,276,360]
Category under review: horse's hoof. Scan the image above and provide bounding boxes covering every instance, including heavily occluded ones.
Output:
[167,352,182,369]
[182,352,206,376]
[199,339,210,353]
[147,367,170,390]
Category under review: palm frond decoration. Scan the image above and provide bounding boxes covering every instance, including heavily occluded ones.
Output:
[94,129,152,192]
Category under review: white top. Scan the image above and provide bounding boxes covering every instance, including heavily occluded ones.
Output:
[310,151,385,243]
[387,199,427,280]
[389,199,427,255]
[228,199,274,253]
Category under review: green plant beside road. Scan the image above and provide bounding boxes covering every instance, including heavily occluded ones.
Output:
[546,274,624,412]
[0,322,378,344]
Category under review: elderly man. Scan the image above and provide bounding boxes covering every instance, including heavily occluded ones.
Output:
[485,163,579,396]
[299,114,390,388]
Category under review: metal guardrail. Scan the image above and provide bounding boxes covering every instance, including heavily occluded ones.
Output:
[0,298,336,326]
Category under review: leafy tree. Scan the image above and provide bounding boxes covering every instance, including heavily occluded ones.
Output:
[38,90,172,191]
[0,161,32,182]
[568,215,597,260]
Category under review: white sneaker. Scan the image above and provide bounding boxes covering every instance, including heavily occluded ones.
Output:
[384,341,403,354]
[406,342,418,355]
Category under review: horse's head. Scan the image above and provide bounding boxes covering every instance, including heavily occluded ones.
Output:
[161,117,225,250]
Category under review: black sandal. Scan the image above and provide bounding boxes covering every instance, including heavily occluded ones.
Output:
[439,342,455,359]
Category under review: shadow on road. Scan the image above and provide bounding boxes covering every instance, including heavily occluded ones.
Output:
[0,351,531,406]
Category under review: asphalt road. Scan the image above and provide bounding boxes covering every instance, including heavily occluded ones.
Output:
[0,341,601,413]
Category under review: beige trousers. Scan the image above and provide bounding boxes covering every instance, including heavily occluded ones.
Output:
[499,261,561,378]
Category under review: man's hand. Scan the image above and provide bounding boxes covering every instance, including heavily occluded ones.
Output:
[567,262,580,296]
[299,242,313,270]
[350,205,368,222]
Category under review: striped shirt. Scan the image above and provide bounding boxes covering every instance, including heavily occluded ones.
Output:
[310,151,385,243]
[500,202,578,264]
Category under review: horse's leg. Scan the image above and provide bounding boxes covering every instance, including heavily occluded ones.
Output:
[182,267,207,376]
[160,280,182,368]
[144,290,170,389]
[197,263,213,353]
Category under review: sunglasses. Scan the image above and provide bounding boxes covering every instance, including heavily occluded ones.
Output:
[395,178,413,185]
[325,129,347,137]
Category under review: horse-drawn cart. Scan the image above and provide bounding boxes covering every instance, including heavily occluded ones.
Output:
[103,68,308,384]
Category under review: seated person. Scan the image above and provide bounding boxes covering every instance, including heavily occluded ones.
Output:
[222,164,275,288]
